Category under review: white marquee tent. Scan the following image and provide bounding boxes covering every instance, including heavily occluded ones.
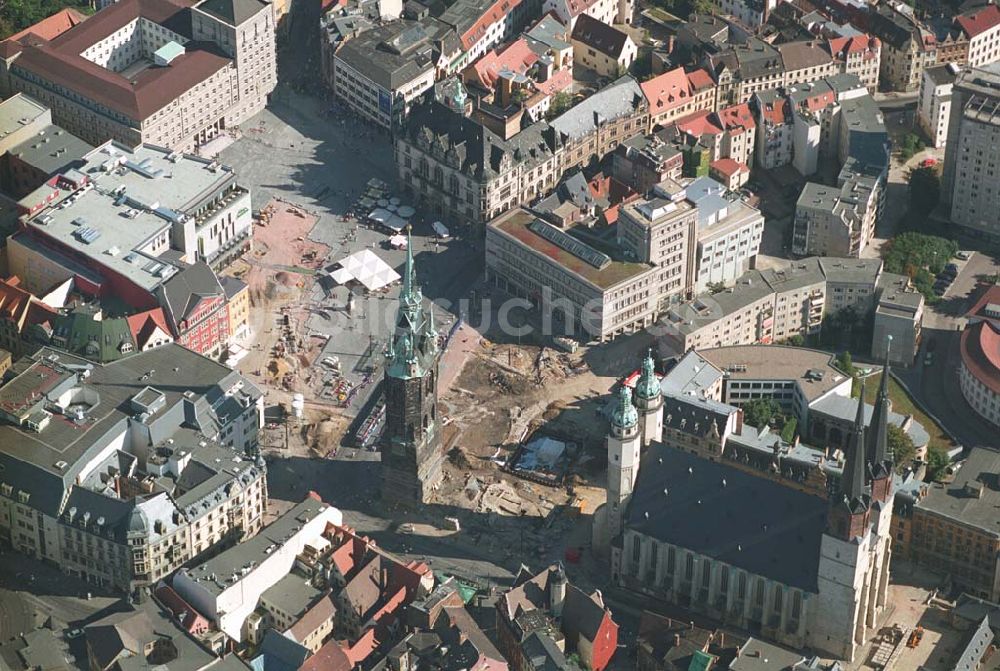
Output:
[328,249,400,291]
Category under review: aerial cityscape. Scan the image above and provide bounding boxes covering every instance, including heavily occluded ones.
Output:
[0,0,999,667]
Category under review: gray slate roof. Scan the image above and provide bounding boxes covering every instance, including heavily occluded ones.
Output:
[550,76,646,141]
[196,0,269,25]
[627,442,828,592]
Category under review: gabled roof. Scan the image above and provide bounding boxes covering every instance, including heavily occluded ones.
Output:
[827,34,880,60]
[4,7,87,44]
[627,442,827,592]
[716,102,755,131]
[956,4,1000,38]
[157,262,224,330]
[468,38,538,89]
[561,584,611,642]
[126,307,172,349]
[571,14,632,58]
[642,67,699,115]
[676,110,724,137]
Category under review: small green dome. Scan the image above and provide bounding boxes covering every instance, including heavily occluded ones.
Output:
[612,385,638,429]
[635,350,660,401]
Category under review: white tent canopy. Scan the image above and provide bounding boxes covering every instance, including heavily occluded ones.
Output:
[328,249,400,291]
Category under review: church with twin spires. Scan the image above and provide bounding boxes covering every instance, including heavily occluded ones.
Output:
[597,350,895,661]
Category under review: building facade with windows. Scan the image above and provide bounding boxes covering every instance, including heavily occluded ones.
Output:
[1,0,276,151]
[0,344,266,593]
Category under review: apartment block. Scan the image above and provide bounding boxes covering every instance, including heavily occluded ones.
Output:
[663,257,923,361]
[1,0,276,151]
[0,344,265,592]
[867,2,938,92]
[942,63,1000,239]
[918,64,959,148]
[679,176,764,293]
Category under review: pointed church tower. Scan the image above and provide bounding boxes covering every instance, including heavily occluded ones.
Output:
[828,381,872,540]
[381,230,444,504]
[867,337,894,504]
[607,385,641,541]
[634,350,663,448]
[810,378,889,661]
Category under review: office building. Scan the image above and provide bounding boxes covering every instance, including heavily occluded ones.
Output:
[0,0,277,151]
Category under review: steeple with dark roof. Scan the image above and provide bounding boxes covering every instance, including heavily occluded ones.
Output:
[843,380,870,505]
[827,379,872,540]
[868,337,895,502]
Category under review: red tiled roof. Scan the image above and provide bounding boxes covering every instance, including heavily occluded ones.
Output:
[827,34,880,60]
[961,320,1000,395]
[535,68,572,96]
[5,8,88,44]
[6,0,232,121]
[686,68,715,91]
[957,4,1000,39]
[710,157,749,176]
[345,628,378,665]
[155,586,210,634]
[676,110,723,137]
[0,275,55,332]
[300,640,352,671]
[469,38,538,89]
[126,307,171,348]
[716,102,755,131]
[760,97,790,125]
[642,66,697,114]
[460,0,527,51]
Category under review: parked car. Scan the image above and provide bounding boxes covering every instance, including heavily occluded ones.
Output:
[957,251,972,260]
[946,263,959,273]
[921,157,937,168]
[66,629,83,640]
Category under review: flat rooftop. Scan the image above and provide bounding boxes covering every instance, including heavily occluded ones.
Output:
[24,142,239,291]
[0,93,49,140]
[918,447,1000,535]
[698,345,848,402]
[664,270,775,336]
[8,124,95,175]
[489,208,653,291]
[261,572,323,619]
[183,498,334,596]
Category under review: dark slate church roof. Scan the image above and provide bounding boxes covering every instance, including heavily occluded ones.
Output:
[626,442,828,593]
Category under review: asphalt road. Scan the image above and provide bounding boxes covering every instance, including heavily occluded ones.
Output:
[896,251,1000,450]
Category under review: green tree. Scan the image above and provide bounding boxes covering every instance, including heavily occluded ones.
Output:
[835,350,856,377]
[908,166,941,214]
[898,132,925,161]
[781,334,805,347]
[882,232,959,300]
[887,424,915,471]
[926,445,951,481]
[780,416,798,443]
[742,398,780,428]
[546,92,574,119]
